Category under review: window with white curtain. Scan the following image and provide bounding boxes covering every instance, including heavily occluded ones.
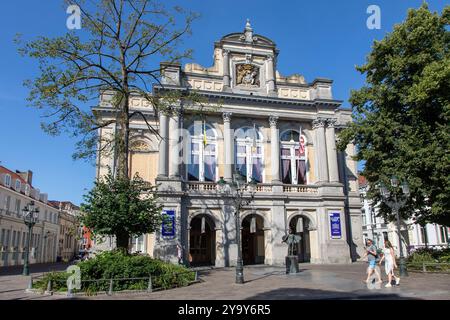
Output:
[187,123,217,182]
[234,126,264,183]
[280,130,307,185]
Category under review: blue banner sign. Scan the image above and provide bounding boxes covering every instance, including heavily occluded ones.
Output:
[329,212,342,239]
[161,210,176,237]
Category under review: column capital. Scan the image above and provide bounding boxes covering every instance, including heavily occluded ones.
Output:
[222,112,232,122]
[312,118,327,129]
[267,54,274,62]
[326,118,337,128]
[222,49,230,57]
[269,115,279,127]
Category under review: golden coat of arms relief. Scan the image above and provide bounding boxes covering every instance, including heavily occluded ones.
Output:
[236,64,260,87]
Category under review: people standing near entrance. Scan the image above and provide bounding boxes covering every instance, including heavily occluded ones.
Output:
[379,240,400,287]
[363,239,382,285]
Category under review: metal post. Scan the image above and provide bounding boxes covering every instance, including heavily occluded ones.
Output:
[394,195,408,277]
[194,271,198,281]
[108,278,113,295]
[235,205,244,284]
[46,279,53,295]
[23,225,32,276]
[27,276,33,290]
[147,276,152,293]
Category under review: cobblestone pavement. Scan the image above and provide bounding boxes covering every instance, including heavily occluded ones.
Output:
[1,262,449,300]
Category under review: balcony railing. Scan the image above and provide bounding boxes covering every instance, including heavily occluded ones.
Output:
[184,182,318,194]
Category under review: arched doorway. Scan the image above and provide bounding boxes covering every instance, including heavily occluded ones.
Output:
[289,215,311,262]
[189,215,216,266]
[242,214,265,265]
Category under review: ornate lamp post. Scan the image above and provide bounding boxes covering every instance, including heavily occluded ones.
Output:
[379,176,410,277]
[217,173,257,284]
[22,201,39,276]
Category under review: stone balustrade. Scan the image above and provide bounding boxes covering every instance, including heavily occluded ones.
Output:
[184,182,318,194]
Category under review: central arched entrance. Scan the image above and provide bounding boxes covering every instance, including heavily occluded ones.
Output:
[189,215,216,266]
[242,214,265,265]
[289,215,311,262]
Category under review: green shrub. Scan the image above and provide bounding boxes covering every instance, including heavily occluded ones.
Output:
[32,250,195,293]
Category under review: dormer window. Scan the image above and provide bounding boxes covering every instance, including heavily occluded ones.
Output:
[4,174,11,187]
[24,184,30,196]
[15,179,21,192]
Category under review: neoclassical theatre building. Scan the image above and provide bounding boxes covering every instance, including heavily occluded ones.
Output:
[95,21,364,266]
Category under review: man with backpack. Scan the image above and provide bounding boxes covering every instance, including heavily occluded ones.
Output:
[363,239,382,285]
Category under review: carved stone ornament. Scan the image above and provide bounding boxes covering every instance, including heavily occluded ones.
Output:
[312,118,326,129]
[269,115,279,127]
[236,64,260,87]
[130,140,150,152]
[222,112,232,122]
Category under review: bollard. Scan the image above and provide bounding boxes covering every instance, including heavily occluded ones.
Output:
[45,279,53,295]
[67,287,73,297]
[423,263,427,273]
[27,276,33,290]
[147,276,152,293]
[195,271,198,281]
[108,279,113,296]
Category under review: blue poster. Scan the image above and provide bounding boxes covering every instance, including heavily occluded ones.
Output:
[329,212,342,239]
[161,210,175,238]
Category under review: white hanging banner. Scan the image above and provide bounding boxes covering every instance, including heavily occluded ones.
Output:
[296,217,303,233]
[201,216,206,234]
[250,216,256,233]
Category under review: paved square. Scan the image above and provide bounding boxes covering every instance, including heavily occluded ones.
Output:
[1,262,449,300]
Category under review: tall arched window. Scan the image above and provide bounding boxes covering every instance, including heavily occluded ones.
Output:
[187,123,217,182]
[280,130,307,185]
[234,126,264,183]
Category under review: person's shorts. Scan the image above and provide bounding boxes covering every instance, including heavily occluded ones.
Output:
[368,260,376,269]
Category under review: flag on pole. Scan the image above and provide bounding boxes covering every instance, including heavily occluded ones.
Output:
[250,216,256,233]
[251,123,257,154]
[202,120,207,146]
[201,216,206,234]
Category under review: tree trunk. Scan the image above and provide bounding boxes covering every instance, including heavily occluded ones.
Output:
[116,93,130,179]
[116,233,130,253]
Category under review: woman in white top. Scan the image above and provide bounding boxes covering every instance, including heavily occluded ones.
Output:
[379,240,400,287]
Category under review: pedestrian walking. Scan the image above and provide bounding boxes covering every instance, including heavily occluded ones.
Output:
[362,239,382,285]
[379,240,400,287]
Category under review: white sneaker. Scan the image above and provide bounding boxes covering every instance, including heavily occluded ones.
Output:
[385,283,392,288]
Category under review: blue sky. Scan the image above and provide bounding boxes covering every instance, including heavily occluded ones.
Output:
[0,0,447,205]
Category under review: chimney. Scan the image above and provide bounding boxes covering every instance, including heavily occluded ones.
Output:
[16,170,33,185]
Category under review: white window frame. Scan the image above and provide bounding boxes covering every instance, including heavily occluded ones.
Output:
[5,174,11,188]
[186,123,218,182]
[15,179,21,192]
[234,127,264,183]
[280,130,308,185]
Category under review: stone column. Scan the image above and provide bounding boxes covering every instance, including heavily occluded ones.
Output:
[266,55,276,96]
[269,115,280,183]
[313,118,329,182]
[169,108,182,179]
[325,119,339,183]
[222,50,231,90]
[157,111,169,177]
[222,112,233,182]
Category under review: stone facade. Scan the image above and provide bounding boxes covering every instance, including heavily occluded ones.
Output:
[94,21,364,266]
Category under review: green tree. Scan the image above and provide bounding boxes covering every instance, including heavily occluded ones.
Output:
[17,0,199,179]
[338,3,450,226]
[80,171,162,251]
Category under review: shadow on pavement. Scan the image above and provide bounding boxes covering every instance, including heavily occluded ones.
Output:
[245,287,422,300]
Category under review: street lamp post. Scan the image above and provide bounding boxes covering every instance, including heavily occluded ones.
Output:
[218,173,257,284]
[379,176,410,277]
[22,201,39,276]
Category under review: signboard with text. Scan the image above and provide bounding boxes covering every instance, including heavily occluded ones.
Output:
[161,210,176,238]
[329,212,342,239]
